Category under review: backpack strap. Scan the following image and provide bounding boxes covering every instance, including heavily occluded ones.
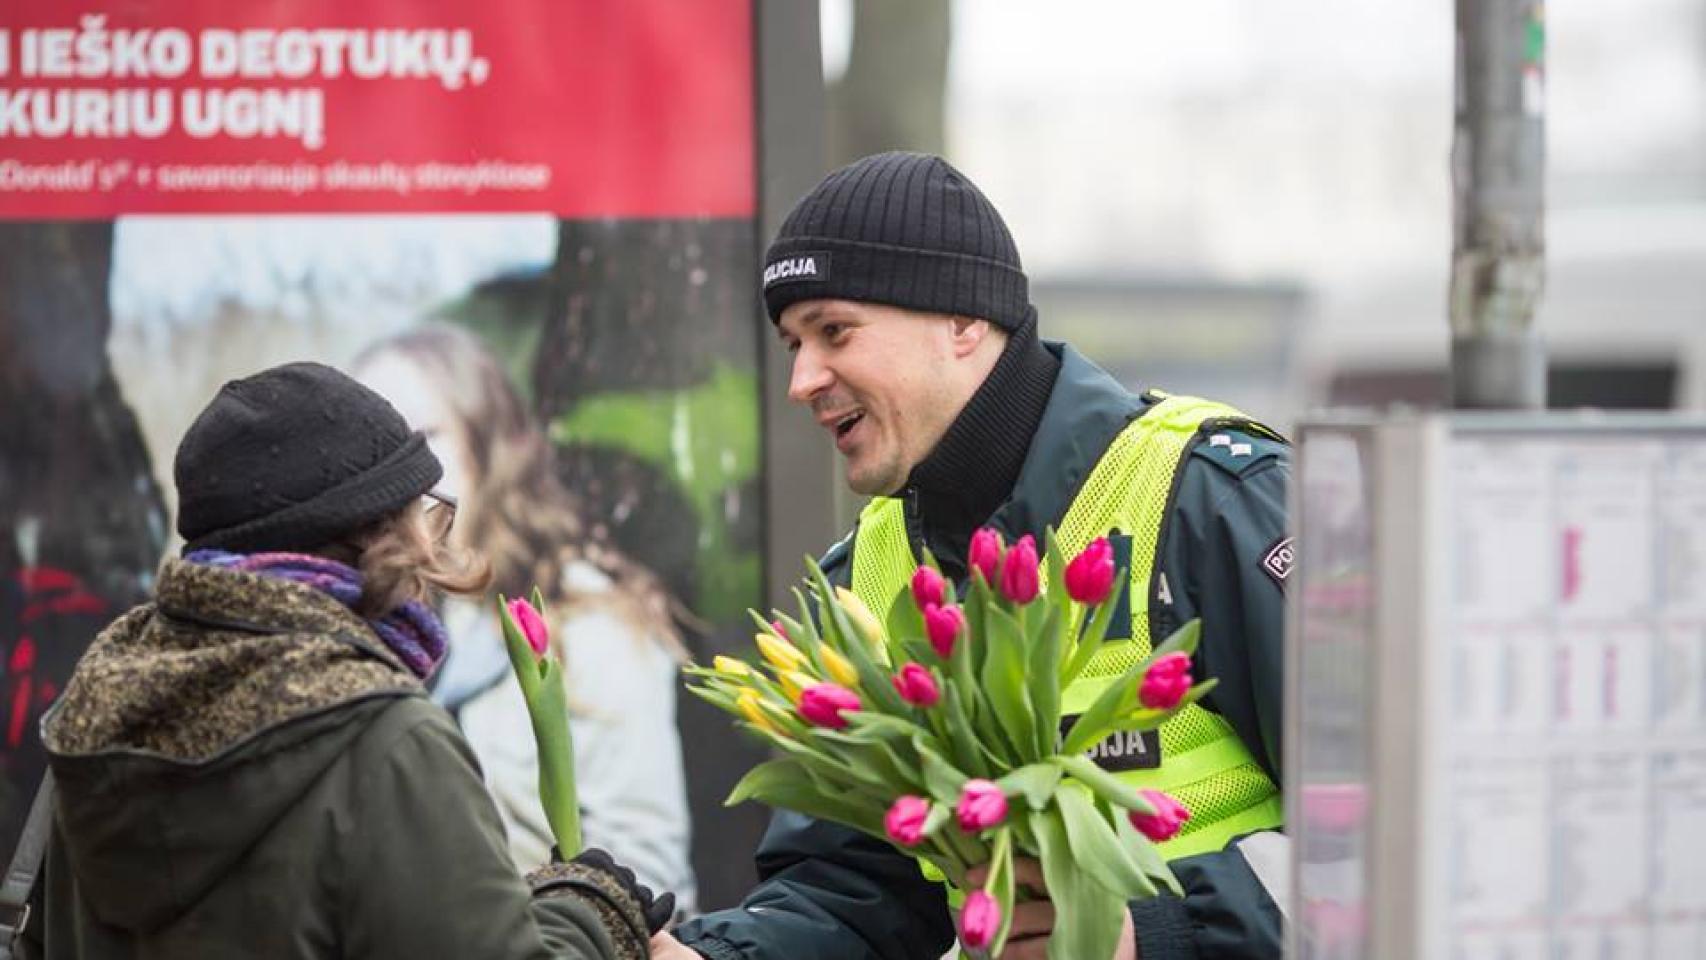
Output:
[0,771,55,957]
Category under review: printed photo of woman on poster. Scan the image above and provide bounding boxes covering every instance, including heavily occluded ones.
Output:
[355,324,697,911]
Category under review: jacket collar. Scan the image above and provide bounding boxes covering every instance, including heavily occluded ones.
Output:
[981,342,1148,543]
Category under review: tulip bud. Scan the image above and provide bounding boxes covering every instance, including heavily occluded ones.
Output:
[924,604,965,659]
[778,670,815,705]
[968,528,1004,585]
[959,889,1001,949]
[884,794,930,847]
[956,778,1008,832]
[756,632,808,673]
[1065,537,1116,604]
[911,565,946,612]
[834,587,888,660]
[891,662,941,707]
[736,688,782,737]
[818,646,861,687]
[1139,651,1193,710]
[999,534,1041,604]
[507,597,550,658]
[712,655,754,678]
[798,683,862,729]
[1130,789,1191,842]
[770,619,789,640]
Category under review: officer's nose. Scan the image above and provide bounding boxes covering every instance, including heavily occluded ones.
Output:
[787,344,833,406]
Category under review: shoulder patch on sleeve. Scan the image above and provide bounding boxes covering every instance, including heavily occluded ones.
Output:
[1260,536,1295,589]
[1191,426,1290,479]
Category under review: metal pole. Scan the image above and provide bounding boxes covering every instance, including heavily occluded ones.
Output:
[756,0,837,609]
[1450,0,1548,409]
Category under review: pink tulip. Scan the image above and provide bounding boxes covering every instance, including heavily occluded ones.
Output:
[1130,790,1191,842]
[507,598,550,658]
[884,795,930,847]
[892,663,941,707]
[968,528,1004,585]
[798,683,862,729]
[924,604,965,658]
[956,779,1008,832]
[1065,537,1116,604]
[770,619,789,640]
[911,565,946,612]
[1139,651,1193,709]
[999,535,1040,604]
[959,889,1001,949]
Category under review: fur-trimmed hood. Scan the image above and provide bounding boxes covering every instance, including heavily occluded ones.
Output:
[41,559,421,932]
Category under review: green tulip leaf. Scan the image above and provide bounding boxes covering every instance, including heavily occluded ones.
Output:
[1057,754,1156,815]
[981,607,1038,763]
[1030,807,1126,960]
[917,740,969,806]
[1114,806,1185,897]
[1028,601,1063,756]
[1058,783,1156,899]
[727,759,886,838]
[995,762,1063,812]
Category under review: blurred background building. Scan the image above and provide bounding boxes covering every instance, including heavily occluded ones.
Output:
[818,0,1706,427]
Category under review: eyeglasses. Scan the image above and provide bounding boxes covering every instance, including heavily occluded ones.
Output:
[422,490,458,542]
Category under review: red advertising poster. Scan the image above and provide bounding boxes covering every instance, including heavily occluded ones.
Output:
[1,0,767,915]
[0,0,754,216]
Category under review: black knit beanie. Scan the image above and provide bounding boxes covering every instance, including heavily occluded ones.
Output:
[762,151,1034,331]
[174,361,442,554]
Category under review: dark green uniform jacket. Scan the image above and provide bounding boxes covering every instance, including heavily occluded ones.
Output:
[24,559,651,960]
[679,342,1289,960]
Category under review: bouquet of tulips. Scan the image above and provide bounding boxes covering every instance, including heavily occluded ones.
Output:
[687,528,1213,959]
[498,589,582,857]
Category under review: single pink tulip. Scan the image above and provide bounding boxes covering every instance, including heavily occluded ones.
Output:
[892,663,941,707]
[884,795,930,847]
[924,603,965,658]
[956,779,1008,832]
[911,565,946,612]
[968,528,1004,585]
[959,889,1001,949]
[507,598,550,658]
[1139,651,1193,709]
[999,534,1041,604]
[1130,790,1191,842]
[798,683,862,729]
[1065,537,1116,604]
[770,619,789,640]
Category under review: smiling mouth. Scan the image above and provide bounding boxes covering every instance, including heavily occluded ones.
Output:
[834,411,865,439]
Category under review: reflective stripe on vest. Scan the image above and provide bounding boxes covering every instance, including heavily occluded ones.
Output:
[850,394,1284,861]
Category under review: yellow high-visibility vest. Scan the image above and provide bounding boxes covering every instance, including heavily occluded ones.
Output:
[850,394,1283,860]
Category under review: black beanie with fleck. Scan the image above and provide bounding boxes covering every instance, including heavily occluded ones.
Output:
[762,151,1034,331]
[174,361,442,554]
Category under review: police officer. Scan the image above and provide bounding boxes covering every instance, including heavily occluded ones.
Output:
[662,152,1291,960]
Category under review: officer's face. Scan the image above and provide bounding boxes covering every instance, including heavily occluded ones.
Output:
[779,300,993,496]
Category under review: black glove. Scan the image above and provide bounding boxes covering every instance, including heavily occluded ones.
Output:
[569,847,677,935]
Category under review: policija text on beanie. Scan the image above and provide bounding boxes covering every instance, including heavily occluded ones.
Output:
[762,152,1034,332]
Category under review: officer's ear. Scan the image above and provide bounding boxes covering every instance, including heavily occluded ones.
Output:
[947,315,999,359]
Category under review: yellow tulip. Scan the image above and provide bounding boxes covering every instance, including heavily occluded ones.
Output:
[834,587,890,664]
[778,670,816,705]
[737,688,783,737]
[756,632,808,673]
[713,655,754,678]
[818,646,861,687]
